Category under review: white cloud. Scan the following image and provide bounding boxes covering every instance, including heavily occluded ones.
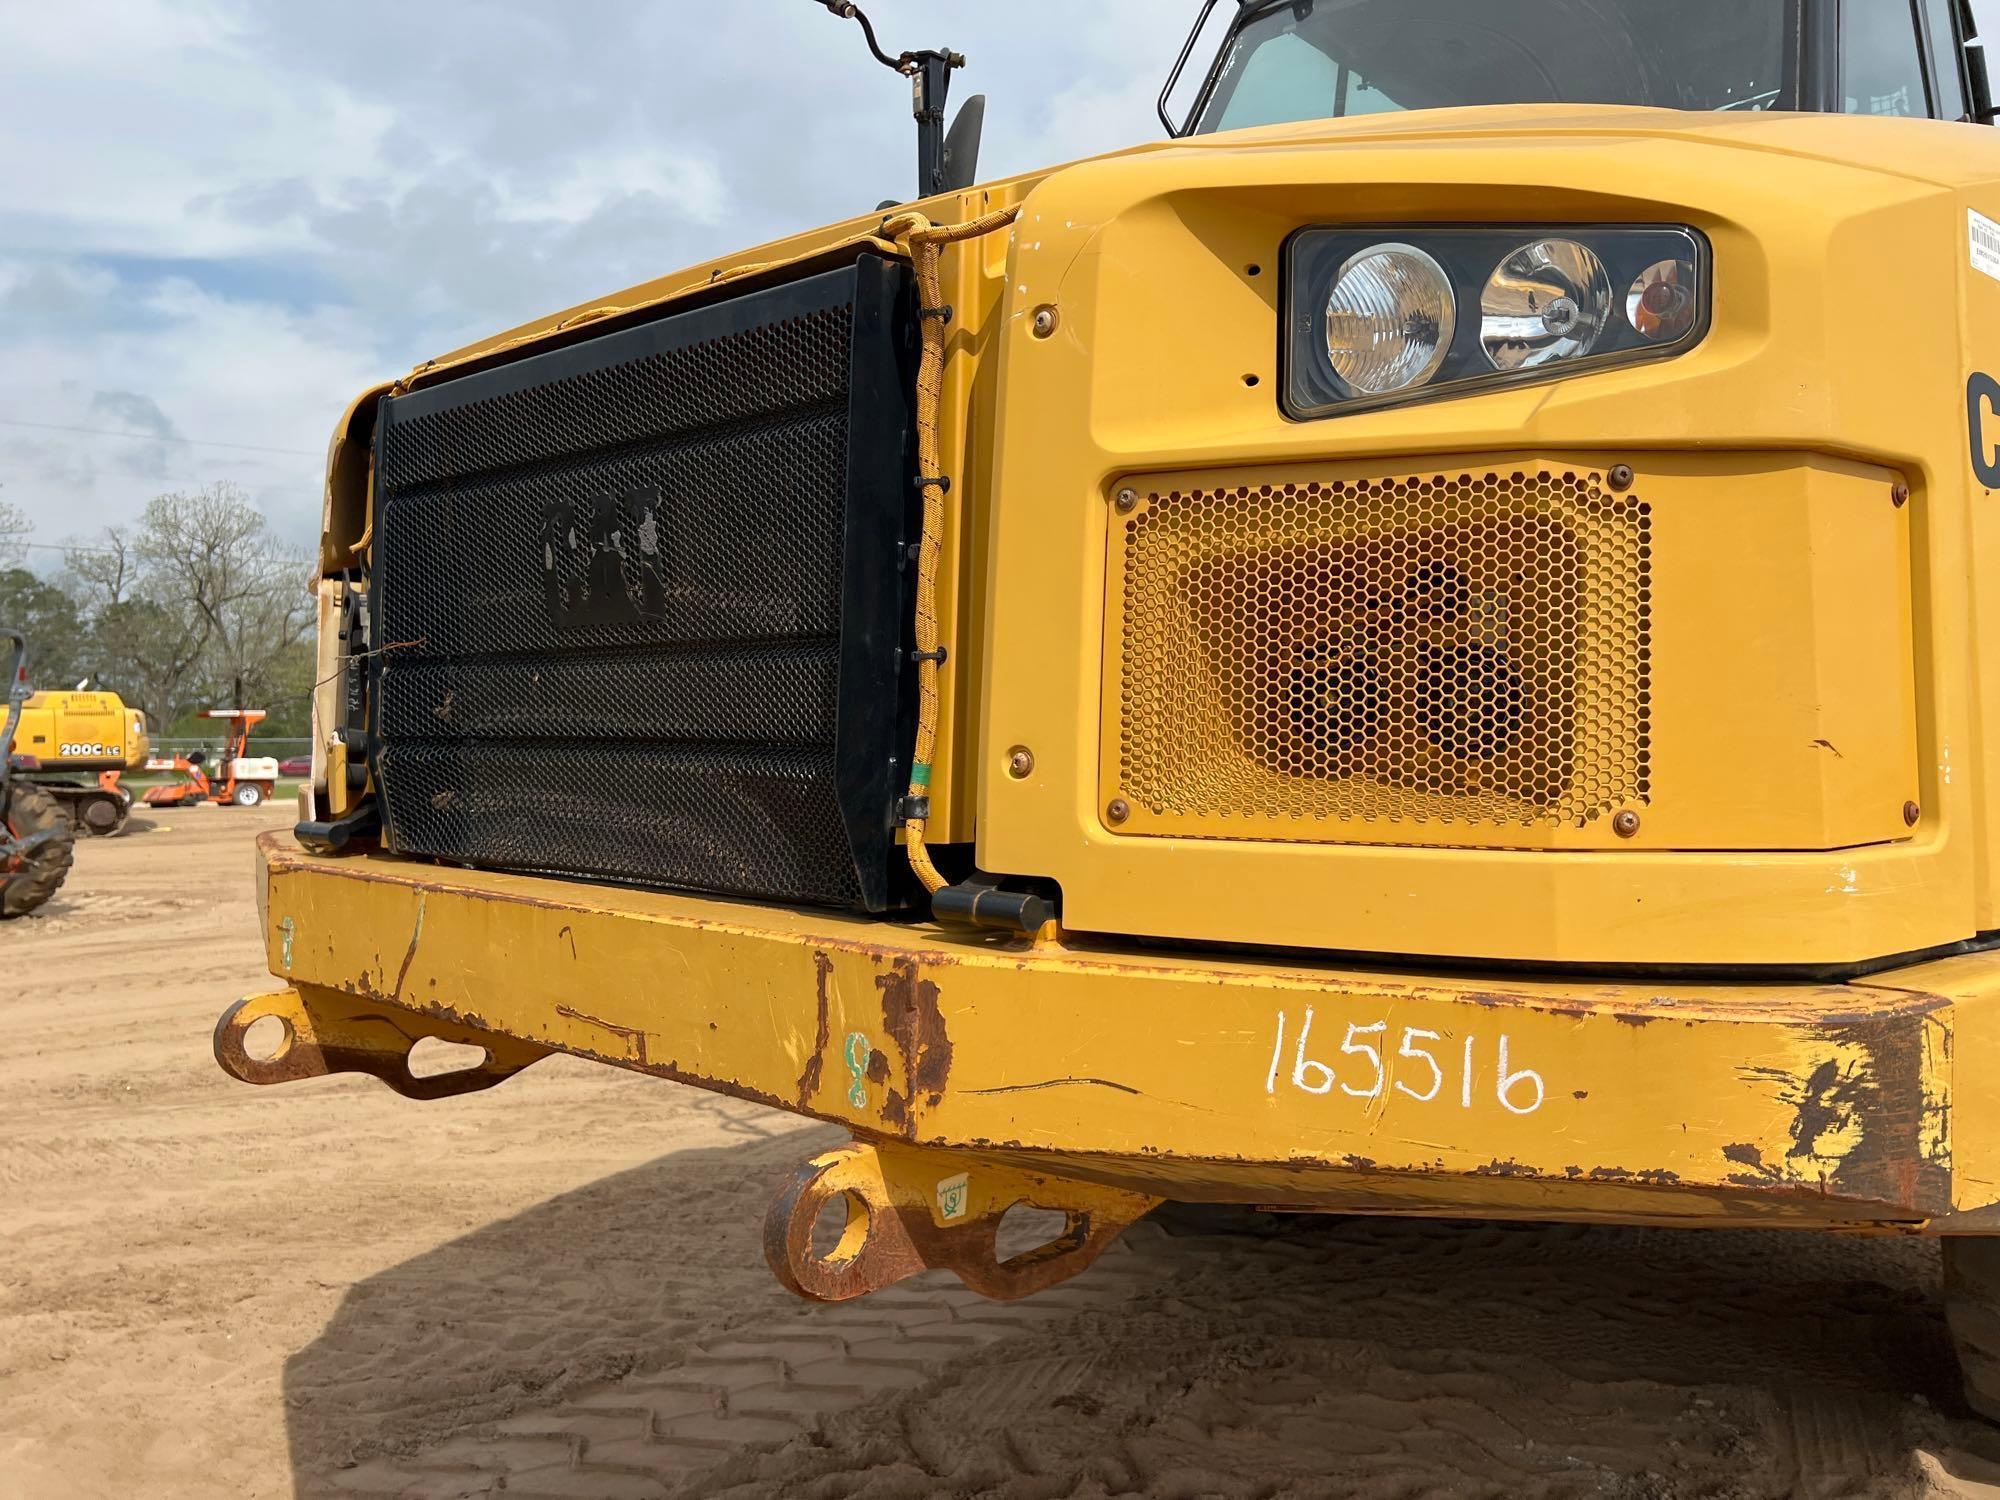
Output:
[0,0,1181,561]
[24,0,1986,561]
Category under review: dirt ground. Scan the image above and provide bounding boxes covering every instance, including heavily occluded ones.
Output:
[12,813,2000,1498]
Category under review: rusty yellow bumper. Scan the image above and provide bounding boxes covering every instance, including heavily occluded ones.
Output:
[227,832,2000,1233]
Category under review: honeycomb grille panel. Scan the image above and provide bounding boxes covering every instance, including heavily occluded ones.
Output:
[1111,467,1651,840]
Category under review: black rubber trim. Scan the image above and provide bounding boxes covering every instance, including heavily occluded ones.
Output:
[1081,927,2000,989]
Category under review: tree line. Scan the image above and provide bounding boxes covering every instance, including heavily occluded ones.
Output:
[0,484,316,739]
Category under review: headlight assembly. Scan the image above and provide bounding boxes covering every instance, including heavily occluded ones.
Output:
[1479,239,1614,371]
[1284,225,1708,420]
[1324,243,1457,395]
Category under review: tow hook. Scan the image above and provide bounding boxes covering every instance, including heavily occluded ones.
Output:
[214,985,552,1101]
[763,1139,1160,1302]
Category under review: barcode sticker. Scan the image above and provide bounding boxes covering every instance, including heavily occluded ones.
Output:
[1973,210,2000,284]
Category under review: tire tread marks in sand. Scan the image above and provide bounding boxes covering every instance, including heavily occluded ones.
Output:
[1,781,75,917]
[1945,1237,2000,1423]
[317,1233,1161,1499]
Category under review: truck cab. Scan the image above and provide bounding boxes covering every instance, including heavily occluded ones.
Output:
[1182,0,1985,130]
[219,0,2000,1419]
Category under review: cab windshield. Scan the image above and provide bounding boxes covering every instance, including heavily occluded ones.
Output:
[1193,0,1800,133]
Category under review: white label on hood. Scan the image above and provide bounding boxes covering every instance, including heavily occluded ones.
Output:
[1972,210,2000,283]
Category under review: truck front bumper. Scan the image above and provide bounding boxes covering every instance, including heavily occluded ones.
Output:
[225,833,2000,1259]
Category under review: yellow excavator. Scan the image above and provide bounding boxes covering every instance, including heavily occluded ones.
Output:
[9,685,151,837]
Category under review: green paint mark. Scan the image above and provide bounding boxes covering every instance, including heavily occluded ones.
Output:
[844,1031,872,1108]
[910,763,933,788]
[278,916,295,972]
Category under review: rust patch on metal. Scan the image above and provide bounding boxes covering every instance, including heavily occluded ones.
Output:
[796,952,834,1110]
[1820,1017,1952,1213]
[762,1143,1160,1304]
[554,1003,649,1065]
[214,991,550,1102]
[1586,1165,1683,1186]
[866,1050,891,1084]
[389,894,426,1001]
[1478,1159,1535,1178]
[1732,1018,1952,1213]
[877,959,953,1138]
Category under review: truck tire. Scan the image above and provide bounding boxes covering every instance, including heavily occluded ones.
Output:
[1945,1237,2000,1419]
[1,782,76,917]
[232,782,266,807]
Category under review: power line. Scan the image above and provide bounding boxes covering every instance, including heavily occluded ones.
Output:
[0,417,319,460]
[13,539,312,565]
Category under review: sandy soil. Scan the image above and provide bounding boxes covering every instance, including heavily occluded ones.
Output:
[9,811,2000,1498]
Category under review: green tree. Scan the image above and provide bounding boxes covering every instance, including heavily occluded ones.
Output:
[134,484,314,715]
[88,597,208,732]
[0,496,29,568]
[0,567,86,691]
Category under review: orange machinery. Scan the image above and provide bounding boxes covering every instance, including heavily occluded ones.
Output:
[143,710,279,809]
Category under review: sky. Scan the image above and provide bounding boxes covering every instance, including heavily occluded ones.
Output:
[0,0,1184,564]
[5,1,1998,566]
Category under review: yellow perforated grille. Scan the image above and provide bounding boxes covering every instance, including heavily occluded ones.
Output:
[1109,467,1651,842]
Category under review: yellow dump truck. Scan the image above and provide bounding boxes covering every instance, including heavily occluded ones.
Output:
[10,689,150,837]
[217,0,2000,1415]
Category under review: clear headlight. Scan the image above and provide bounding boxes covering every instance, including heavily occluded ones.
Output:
[1325,244,1457,395]
[1479,239,1614,371]
[1283,225,1709,420]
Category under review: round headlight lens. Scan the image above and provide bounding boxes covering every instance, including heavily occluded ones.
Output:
[1626,258,1698,342]
[1480,239,1614,371]
[1325,244,1457,396]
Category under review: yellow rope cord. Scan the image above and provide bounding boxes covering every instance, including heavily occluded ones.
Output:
[375,203,1021,897]
[394,232,908,393]
[880,206,1022,894]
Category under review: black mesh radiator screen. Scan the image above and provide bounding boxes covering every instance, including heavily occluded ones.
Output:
[370,257,919,911]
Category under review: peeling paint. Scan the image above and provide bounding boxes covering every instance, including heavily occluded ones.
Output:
[796,951,833,1110]
[553,1002,649,1065]
[1823,1018,1952,1212]
[877,959,953,1137]
[390,894,426,1001]
[1586,1165,1683,1186]
[1722,1141,1781,1188]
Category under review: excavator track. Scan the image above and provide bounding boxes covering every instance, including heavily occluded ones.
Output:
[39,780,132,838]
